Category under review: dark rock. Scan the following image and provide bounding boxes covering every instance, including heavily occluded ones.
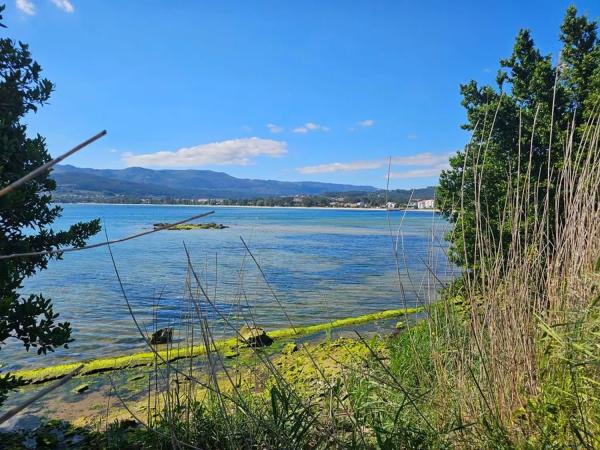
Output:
[150,327,173,345]
[239,326,273,347]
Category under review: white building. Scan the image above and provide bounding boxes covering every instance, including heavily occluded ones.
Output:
[386,201,397,209]
[417,199,435,209]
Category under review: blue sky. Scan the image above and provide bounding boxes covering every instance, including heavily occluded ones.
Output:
[3,1,598,188]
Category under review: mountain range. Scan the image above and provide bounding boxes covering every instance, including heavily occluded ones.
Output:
[51,165,380,200]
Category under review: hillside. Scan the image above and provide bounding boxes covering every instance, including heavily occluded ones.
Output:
[51,165,379,200]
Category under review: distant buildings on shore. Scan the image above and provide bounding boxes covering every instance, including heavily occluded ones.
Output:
[416,199,435,209]
[116,196,438,209]
[57,193,437,210]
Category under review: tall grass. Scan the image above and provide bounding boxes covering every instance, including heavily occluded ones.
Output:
[422,110,600,446]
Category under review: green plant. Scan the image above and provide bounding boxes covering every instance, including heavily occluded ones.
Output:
[437,5,600,269]
[0,4,100,403]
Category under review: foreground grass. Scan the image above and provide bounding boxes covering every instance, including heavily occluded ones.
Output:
[5,291,598,449]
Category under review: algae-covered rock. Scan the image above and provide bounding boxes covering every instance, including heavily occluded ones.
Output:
[73,384,90,394]
[153,222,228,231]
[150,327,173,345]
[282,342,298,355]
[239,326,273,347]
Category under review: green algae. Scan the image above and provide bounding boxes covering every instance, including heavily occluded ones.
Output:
[270,337,384,396]
[13,307,421,385]
[282,342,298,355]
[268,306,422,339]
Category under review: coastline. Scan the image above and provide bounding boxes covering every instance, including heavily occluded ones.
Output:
[62,202,440,213]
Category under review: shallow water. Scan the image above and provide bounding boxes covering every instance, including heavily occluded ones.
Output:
[3,205,454,371]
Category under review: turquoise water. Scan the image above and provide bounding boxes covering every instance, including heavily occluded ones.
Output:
[3,204,454,370]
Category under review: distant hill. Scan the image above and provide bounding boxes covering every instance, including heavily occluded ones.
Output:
[51,165,379,200]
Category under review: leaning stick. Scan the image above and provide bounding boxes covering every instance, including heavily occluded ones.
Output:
[0,130,107,198]
[0,210,215,260]
[0,364,84,425]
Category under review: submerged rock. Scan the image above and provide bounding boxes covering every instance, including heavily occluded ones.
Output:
[150,327,173,345]
[239,326,273,347]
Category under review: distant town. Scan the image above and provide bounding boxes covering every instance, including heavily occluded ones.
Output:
[56,192,437,210]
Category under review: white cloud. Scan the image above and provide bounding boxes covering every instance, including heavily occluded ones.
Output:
[390,152,450,166]
[388,164,448,180]
[407,133,418,140]
[296,160,383,174]
[358,119,374,127]
[50,0,74,13]
[267,123,283,134]
[293,122,330,134]
[16,0,35,15]
[109,149,118,153]
[122,137,287,168]
[296,152,451,175]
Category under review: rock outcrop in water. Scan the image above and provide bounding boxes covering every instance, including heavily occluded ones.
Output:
[150,327,173,345]
[153,222,228,230]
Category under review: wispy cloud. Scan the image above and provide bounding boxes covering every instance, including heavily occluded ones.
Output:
[358,119,375,127]
[51,0,74,12]
[388,164,448,180]
[16,0,35,15]
[296,160,383,174]
[296,152,451,177]
[122,137,287,168]
[407,133,418,140]
[293,122,330,134]
[390,152,449,166]
[267,123,283,134]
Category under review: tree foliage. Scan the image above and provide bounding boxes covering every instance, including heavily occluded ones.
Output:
[437,6,600,268]
[0,5,100,403]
